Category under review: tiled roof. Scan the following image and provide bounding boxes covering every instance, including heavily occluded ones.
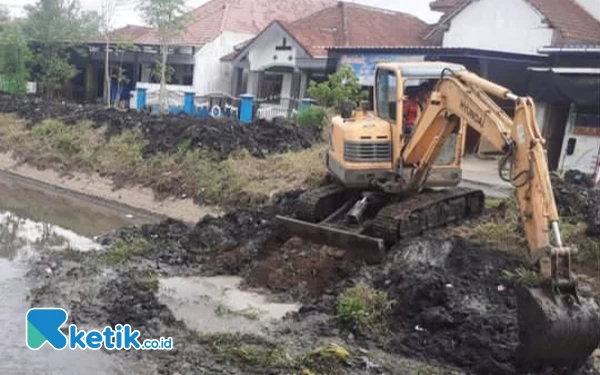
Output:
[285,2,432,57]
[427,0,600,45]
[103,0,335,46]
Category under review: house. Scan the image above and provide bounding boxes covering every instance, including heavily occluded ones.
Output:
[420,0,600,168]
[79,0,335,103]
[529,46,600,175]
[425,0,600,55]
[222,2,432,115]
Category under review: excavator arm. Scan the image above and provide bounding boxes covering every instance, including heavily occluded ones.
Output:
[403,70,560,266]
[402,69,600,369]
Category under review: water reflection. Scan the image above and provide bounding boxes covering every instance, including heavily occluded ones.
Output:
[0,212,100,260]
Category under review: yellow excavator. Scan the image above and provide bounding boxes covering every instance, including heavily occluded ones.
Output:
[276,61,600,369]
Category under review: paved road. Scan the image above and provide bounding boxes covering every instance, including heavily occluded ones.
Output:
[460,156,514,198]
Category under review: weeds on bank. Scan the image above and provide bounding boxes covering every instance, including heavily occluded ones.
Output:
[0,114,327,206]
[501,267,542,287]
[336,282,393,333]
[100,238,150,265]
[196,332,352,374]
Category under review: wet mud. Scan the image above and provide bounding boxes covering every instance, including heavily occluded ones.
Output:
[20,169,600,374]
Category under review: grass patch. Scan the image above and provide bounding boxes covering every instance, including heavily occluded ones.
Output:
[229,145,327,204]
[336,282,393,333]
[100,238,150,265]
[196,333,291,368]
[297,343,351,374]
[501,267,542,287]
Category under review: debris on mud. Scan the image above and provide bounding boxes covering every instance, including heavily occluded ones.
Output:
[552,172,600,236]
[0,94,320,159]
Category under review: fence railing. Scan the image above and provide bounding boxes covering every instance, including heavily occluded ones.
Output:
[133,86,315,124]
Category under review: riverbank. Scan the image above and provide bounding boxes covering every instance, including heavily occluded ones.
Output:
[0,151,219,224]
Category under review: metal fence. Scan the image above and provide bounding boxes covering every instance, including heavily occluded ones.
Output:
[255,96,300,121]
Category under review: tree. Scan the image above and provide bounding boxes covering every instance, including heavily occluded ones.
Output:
[306,64,368,110]
[0,23,31,94]
[112,41,136,107]
[101,0,117,107]
[139,0,188,113]
[23,0,99,98]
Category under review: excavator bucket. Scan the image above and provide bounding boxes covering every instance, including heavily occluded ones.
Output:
[515,285,600,370]
[275,215,386,264]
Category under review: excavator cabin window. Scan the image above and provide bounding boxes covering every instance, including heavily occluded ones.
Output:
[375,69,398,123]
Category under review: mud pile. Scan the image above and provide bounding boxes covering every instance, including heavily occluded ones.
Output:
[0,94,320,159]
[375,238,523,374]
[100,191,302,272]
[552,172,600,236]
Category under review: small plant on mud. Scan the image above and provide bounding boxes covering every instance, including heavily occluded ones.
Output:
[197,333,291,368]
[297,343,351,374]
[101,238,150,265]
[336,282,393,333]
[501,267,542,287]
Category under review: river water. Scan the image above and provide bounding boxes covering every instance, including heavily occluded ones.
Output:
[0,175,149,375]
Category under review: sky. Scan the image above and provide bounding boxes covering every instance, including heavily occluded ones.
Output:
[0,0,443,27]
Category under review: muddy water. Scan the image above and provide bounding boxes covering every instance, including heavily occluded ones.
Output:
[0,179,150,374]
[159,276,300,335]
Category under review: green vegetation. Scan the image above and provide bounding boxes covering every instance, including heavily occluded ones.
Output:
[196,333,290,368]
[100,238,150,265]
[296,343,351,374]
[0,114,326,206]
[469,197,525,254]
[296,106,327,130]
[307,64,368,110]
[196,333,352,374]
[0,23,31,94]
[336,282,393,333]
[501,267,542,287]
[139,0,189,112]
[23,0,99,97]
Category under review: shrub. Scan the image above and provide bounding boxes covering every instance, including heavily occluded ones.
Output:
[296,106,327,129]
[336,282,393,332]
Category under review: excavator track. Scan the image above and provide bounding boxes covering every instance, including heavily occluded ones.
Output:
[294,184,352,223]
[372,187,485,244]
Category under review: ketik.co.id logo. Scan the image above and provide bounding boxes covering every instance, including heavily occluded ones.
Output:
[26,308,173,350]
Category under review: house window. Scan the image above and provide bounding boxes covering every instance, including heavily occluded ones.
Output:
[573,105,600,137]
[260,73,283,100]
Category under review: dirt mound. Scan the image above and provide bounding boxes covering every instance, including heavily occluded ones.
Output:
[100,191,302,271]
[374,238,523,374]
[0,94,320,159]
[552,173,600,236]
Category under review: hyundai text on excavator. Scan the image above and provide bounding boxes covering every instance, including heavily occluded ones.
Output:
[276,62,600,369]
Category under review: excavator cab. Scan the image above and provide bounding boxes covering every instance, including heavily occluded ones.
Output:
[277,61,600,370]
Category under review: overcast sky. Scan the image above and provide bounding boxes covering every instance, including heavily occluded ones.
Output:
[1,0,442,26]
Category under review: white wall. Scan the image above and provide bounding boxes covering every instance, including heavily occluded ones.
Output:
[442,0,555,54]
[575,0,600,22]
[558,105,600,175]
[248,31,297,71]
[193,31,254,95]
